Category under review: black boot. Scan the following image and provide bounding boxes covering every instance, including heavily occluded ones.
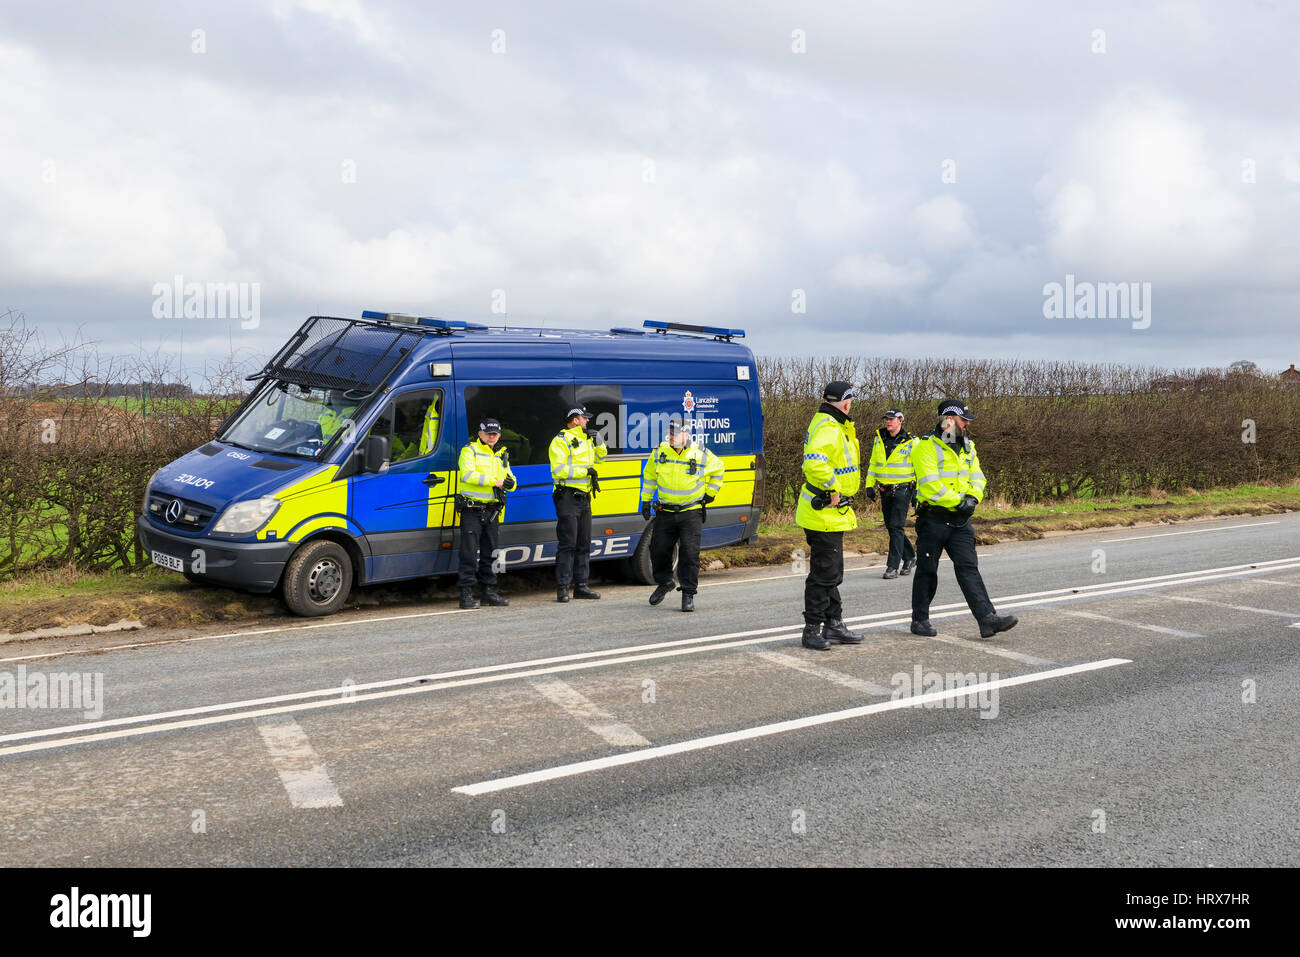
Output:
[556,585,570,603]
[801,622,831,651]
[572,583,601,600]
[823,619,863,643]
[459,588,479,610]
[900,559,915,576]
[882,567,899,579]
[649,582,673,606]
[481,586,509,607]
[910,619,937,636]
[681,592,695,612]
[978,614,1018,639]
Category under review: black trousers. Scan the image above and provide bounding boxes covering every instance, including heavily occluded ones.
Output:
[458,507,501,589]
[911,508,995,623]
[650,508,703,594]
[803,528,845,625]
[554,488,592,586]
[880,486,916,570]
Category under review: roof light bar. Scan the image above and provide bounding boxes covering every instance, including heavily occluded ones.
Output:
[642,320,745,341]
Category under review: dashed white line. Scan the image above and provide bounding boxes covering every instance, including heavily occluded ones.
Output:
[451,658,1134,795]
[1156,594,1300,618]
[528,678,650,747]
[1101,521,1279,543]
[1059,609,1202,638]
[753,650,895,696]
[923,632,1057,667]
[256,718,343,809]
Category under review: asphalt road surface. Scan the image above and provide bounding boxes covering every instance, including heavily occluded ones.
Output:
[2,513,1298,866]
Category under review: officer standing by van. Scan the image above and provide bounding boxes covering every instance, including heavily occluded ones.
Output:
[796,381,866,651]
[909,400,1018,640]
[456,418,515,609]
[549,406,607,602]
[640,420,725,612]
[863,408,916,579]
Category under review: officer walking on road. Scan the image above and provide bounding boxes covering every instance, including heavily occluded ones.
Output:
[456,418,515,609]
[640,419,725,613]
[549,406,607,602]
[796,381,866,651]
[863,408,916,579]
[909,400,1018,639]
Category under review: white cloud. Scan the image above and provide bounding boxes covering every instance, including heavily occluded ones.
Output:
[912,194,977,254]
[829,254,930,299]
[1039,92,1251,278]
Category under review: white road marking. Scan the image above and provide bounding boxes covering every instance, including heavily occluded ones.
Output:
[528,678,650,747]
[1101,521,1279,543]
[1059,609,1202,638]
[924,632,1056,667]
[698,559,891,588]
[255,718,343,809]
[4,557,1299,758]
[1155,594,1300,618]
[0,607,477,665]
[451,658,1134,795]
[753,650,895,696]
[1245,578,1300,589]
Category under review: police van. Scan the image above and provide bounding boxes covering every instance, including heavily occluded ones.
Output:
[137,312,765,616]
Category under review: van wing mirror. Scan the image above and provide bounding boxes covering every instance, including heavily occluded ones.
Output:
[361,434,390,473]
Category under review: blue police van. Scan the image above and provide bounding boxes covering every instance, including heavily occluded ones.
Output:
[137,312,765,616]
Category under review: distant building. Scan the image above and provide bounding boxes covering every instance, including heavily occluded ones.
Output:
[1282,364,1300,387]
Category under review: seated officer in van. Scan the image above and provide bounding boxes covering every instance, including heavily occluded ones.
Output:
[317,391,357,442]
[548,406,606,602]
[640,419,724,612]
[457,417,516,609]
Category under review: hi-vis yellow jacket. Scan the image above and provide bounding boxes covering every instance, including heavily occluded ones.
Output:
[642,441,724,510]
[796,407,862,532]
[863,428,914,489]
[910,434,986,508]
[458,438,515,509]
[548,426,607,492]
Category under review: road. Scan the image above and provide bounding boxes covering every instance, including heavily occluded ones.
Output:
[1,514,1297,866]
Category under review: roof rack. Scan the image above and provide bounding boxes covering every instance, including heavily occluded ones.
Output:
[246,316,420,398]
[642,320,745,342]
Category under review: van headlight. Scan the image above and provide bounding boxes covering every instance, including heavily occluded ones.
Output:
[142,467,165,515]
[213,496,280,534]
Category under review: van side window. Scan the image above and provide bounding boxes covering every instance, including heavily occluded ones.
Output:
[576,384,623,452]
[465,384,574,465]
[366,390,443,464]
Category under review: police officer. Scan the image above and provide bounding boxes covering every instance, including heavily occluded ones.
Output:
[456,418,515,609]
[863,408,916,579]
[640,419,725,612]
[549,406,607,602]
[909,400,1018,639]
[796,381,866,651]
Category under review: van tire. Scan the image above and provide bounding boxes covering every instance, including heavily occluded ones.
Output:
[282,539,353,617]
[627,520,657,585]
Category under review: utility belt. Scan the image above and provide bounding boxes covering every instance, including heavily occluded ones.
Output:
[553,485,591,503]
[805,482,855,511]
[456,493,503,513]
[657,500,702,513]
[878,481,915,496]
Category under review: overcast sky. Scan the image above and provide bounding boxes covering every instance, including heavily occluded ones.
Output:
[2,0,1297,380]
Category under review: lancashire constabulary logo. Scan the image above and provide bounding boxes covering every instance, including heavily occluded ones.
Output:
[682,390,694,413]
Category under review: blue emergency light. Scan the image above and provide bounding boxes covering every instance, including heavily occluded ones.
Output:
[642,320,745,341]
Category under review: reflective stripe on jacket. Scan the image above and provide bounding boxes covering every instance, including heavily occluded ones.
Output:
[796,408,862,532]
[642,441,725,510]
[458,439,515,506]
[548,426,607,491]
[864,428,914,488]
[910,434,986,509]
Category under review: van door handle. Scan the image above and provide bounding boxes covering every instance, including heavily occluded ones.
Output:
[422,473,445,487]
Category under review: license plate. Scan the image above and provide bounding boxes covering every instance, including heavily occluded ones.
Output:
[151,550,184,572]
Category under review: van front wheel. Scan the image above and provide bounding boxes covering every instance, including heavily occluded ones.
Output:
[282,540,353,617]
